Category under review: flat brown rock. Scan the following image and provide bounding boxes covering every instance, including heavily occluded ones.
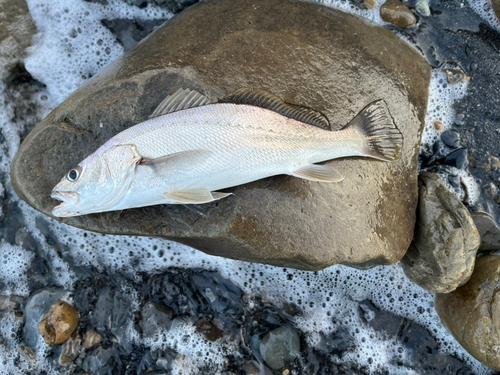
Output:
[10,0,430,270]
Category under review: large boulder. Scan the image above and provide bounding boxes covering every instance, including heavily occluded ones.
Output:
[400,172,480,293]
[10,0,430,270]
[435,254,500,371]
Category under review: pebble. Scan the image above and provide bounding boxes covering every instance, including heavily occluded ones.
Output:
[59,335,82,366]
[195,319,223,342]
[83,330,103,349]
[380,0,417,28]
[259,326,300,370]
[24,289,66,349]
[38,300,79,345]
[440,128,461,148]
[17,345,36,362]
[433,120,444,131]
[444,148,469,169]
[444,68,465,85]
[415,0,430,17]
[491,156,500,170]
[483,182,498,197]
[363,0,377,9]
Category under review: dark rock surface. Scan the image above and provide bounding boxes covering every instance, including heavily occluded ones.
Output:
[471,212,500,250]
[10,0,430,271]
[435,254,500,371]
[380,0,417,29]
[401,173,480,293]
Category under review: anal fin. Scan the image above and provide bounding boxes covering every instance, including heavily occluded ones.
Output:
[291,164,343,182]
[164,189,232,204]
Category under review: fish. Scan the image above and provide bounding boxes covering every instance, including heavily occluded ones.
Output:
[51,88,403,217]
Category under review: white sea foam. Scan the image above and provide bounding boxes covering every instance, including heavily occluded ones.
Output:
[0,0,497,374]
[469,0,500,33]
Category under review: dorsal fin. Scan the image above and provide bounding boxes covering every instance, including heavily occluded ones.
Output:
[149,88,214,118]
[219,88,331,130]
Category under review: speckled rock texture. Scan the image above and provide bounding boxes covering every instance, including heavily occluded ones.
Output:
[10,0,430,270]
[435,254,500,371]
[401,173,480,293]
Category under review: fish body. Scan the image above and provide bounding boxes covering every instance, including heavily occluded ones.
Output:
[51,88,403,217]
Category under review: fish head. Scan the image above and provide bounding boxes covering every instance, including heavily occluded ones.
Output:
[51,144,142,217]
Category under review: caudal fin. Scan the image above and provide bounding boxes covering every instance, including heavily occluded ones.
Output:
[346,100,403,162]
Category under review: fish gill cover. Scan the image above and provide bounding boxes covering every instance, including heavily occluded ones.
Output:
[0,0,499,374]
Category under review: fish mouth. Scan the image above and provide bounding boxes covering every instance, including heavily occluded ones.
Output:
[51,191,80,217]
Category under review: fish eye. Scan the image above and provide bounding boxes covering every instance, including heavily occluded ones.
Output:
[66,166,81,182]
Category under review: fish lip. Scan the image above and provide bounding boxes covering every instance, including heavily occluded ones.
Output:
[51,191,80,217]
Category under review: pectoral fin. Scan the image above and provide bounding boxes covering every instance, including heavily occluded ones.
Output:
[291,164,344,182]
[140,150,213,172]
[164,189,232,204]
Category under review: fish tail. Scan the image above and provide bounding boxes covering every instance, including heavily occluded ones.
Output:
[346,100,403,162]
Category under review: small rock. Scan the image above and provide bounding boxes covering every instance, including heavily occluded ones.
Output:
[363,0,378,9]
[448,175,461,189]
[483,182,498,198]
[140,301,175,338]
[435,254,500,370]
[380,0,417,28]
[415,0,430,17]
[471,212,500,251]
[83,330,103,349]
[59,335,82,366]
[433,120,444,131]
[17,345,36,362]
[401,173,480,293]
[259,326,300,370]
[444,148,468,169]
[440,128,460,148]
[38,300,79,345]
[195,319,223,342]
[491,156,500,170]
[444,68,465,85]
[24,289,66,349]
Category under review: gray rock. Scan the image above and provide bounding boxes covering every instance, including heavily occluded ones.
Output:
[10,0,430,270]
[415,0,431,17]
[0,0,36,81]
[471,212,500,251]
[259,326,300,370]
[23,289,66,349]
[435,254,500,371]
[140,301,175,338]
[401,172,480,293]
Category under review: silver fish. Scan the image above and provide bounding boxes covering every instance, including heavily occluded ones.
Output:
[51,88,403,217]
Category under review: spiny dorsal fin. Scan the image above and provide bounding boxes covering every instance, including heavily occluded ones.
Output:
[220,88,331,130]
[150,88,214,118]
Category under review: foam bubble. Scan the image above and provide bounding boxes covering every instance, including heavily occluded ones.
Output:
[0,244,34,296]
[25,0,171,107]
